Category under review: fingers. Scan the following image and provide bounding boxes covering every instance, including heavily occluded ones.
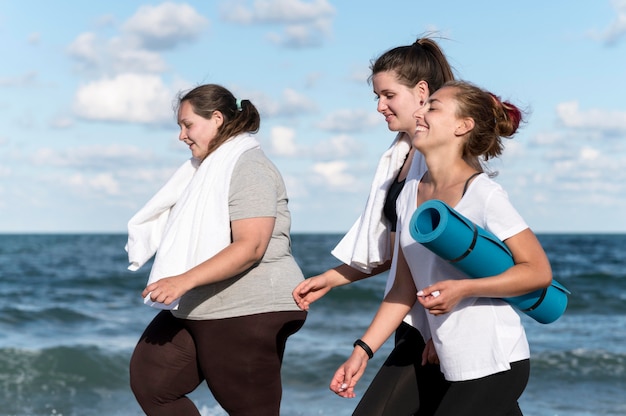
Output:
[142,284,174,305]
[417,288,440,298]
[417,289,446,316]
[329,367,354,398]
[292,283,311,310]
[330,377,356,398]
[292,277,330,310]
[329,357,367,399]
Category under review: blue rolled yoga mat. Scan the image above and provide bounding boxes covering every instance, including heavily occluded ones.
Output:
[408,199,570,324]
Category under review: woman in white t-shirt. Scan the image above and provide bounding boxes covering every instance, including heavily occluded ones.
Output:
[330,81,552,416]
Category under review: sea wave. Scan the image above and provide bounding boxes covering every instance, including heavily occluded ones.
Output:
[532,348,626,380]
[0,345,130,415]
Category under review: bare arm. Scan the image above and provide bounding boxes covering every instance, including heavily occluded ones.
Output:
[292,260,391,310]
[329,246,417,398]
[143,216,275,305]
[292,232,396,310]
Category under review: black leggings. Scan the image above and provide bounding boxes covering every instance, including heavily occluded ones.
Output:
[352,322,450,416]
[434,359,530,416]
[129,310,306,416]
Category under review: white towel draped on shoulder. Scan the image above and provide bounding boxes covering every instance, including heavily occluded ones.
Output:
[125,133,260,309]
[331,133,411,273]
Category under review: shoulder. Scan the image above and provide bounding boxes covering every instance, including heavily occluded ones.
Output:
[234,149,280,176]
[470,174,504,197]
[466,175,527,239]
[231,149,285,194]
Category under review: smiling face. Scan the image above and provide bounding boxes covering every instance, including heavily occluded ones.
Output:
[412,86,472,155]
[372,70,426,134]
[177,100,223,161]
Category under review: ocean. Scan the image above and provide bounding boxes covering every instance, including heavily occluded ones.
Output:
[0,233,625,416]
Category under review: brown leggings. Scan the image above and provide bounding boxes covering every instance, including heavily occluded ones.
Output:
[129,310,306,416]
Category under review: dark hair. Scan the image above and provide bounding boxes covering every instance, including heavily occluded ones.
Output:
[177,84,260,158]
[445,81,524,163]
[369,37,455,93]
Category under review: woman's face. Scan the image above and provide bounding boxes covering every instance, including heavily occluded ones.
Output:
[177,100,222,160]
[372,70,424,134]
[412,86,463,152]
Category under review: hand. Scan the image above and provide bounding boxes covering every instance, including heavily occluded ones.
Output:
[416,280,467,315]
[142,274,189,305]
[292,274,332,311]
[329,348,369,398]
[421,338,439,365]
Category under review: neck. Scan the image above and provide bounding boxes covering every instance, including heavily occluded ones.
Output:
[419,156,479,205]
[424,151,474,184]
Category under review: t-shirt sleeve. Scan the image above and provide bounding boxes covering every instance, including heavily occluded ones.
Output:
[484,185,528,241]
[229,151,278,221]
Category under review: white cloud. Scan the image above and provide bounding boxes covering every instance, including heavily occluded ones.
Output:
[580,146,601,161]
[540,145,625,200]
[0,71,38,87]
[249,88,317,117]
[221,0,335,47]
[28,145,178,203]
[556,101,626,132]
[32,144,153,169]
[312,160,357,189]
[68,32,168,74]
[316,108,381,132]
[122,2,209,50]
[282,173,307,198]
[268,20,331,47]
[348,65,371,84]
[67,3,207,75]
[67,172,121,196]
[531,131,565,145]
[67,32,102,68]
[305,71,323,88]
[280,88,318,115]
[266,127,361,159]
[222,0,334,23]
[499,139,524,159]
[269,126,298,156]
[72,73,176,124]
[49,117,74,129]
[596,0,626,45]
[28,32,40,45]
[312,134,362,158]
[107,38,168,73]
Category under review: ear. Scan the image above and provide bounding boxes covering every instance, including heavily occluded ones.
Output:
[415,80,429,104]
[211,110,224,128]
[455,117,474,136]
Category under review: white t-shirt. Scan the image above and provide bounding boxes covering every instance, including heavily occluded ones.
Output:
[396,172,530,381]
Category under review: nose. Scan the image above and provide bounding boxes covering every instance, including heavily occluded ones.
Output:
[178,127,186,141]
[377,98,386,113]
[413,105,426,120]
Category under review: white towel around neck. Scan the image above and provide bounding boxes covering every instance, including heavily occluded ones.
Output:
[331,133,412,273]
[125,133,260,309]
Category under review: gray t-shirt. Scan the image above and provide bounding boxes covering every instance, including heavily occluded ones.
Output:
[173,148,304,320]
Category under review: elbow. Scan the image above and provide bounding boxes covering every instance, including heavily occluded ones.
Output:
[248,241,269,265]
[538,266,553,289]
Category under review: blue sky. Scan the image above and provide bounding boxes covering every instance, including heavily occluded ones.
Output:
[1,0,625,234]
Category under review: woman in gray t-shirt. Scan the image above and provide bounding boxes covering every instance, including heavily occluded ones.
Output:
[128,84,306,416]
